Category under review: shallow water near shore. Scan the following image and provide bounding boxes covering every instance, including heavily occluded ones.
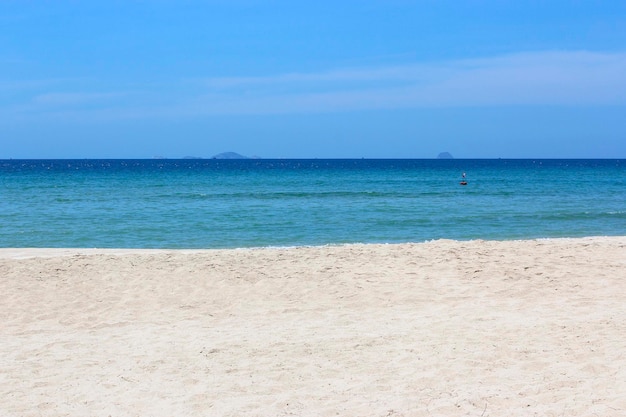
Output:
[1,159,624,248]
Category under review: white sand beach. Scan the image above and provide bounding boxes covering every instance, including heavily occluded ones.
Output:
[1,237,625,416]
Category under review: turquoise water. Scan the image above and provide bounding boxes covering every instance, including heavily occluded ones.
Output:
[1,159,624,248]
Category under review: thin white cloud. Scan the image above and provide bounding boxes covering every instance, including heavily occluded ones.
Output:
[193,51,626,112]
[0,77,80,92]
[2,50,625,123]
[199,63,452,92]
[33,92,128,106]
[202,66,437,88]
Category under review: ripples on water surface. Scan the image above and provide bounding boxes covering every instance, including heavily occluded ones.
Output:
[1,159,624,248]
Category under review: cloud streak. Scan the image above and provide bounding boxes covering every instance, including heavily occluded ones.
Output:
[33,92,129,106]
[2,50,626,123]
[193,51,626,113]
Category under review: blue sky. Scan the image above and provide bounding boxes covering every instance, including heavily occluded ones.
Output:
[2,1,625,158]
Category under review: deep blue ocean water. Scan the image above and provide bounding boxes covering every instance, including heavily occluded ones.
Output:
[1,159,624,248]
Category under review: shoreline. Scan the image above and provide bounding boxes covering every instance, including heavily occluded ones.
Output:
[1,235,624,258]
[2,236,625,416]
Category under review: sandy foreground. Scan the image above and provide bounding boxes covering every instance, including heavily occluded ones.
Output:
[1,237,625,417]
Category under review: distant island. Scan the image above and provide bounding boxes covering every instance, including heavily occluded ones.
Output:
[212,152,251,159]
[156,152,258,159]
[437,152,454,159]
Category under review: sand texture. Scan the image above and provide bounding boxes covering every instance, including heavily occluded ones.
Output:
[1,237,625,416]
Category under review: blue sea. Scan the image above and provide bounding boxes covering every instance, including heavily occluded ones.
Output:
[1,159,624,249]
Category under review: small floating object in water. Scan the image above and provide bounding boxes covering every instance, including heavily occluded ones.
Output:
[460,181,468,185]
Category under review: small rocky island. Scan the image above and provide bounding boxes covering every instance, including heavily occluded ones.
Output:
[212,152,249,159]
[437,152,454,159]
